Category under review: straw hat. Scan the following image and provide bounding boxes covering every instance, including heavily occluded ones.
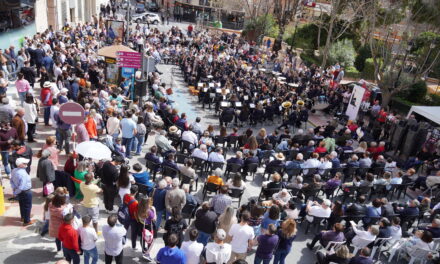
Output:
[43,81,52,88]
[275,153,285,161]
[168,126,178,133]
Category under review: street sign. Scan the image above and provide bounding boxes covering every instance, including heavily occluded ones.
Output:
[117,51,142,68]
[59,102,85,125]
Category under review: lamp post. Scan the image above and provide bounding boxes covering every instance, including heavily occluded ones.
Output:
[394,40,414,89]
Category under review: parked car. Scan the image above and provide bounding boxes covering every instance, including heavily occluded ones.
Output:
[132,12,161,24]
[146,2,160,12]
[135,3,146,13]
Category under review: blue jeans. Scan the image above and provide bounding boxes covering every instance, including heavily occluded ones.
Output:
[41,220,49,236]
[122,137,134,158]
[1,151,10,175]
[197,230,211,246]
[273,248,290,264]
[44,106,51,125]
[63,247,80,264]
[254,256,271,264]
[156,209,165,229]
[17,190,32,223]
[83,247,98,264]
[18,91,27,106]
[135,134,145,154]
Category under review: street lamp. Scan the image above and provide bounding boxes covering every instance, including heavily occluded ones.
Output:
[394,39,414,89]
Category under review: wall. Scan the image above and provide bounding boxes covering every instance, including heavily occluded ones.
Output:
[35,0,48,32]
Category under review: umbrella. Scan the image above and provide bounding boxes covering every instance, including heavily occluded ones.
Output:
[76,141,112,160]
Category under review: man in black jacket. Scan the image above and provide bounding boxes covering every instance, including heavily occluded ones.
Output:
[220,106,235,127]
[194,202,218,246]
[100,156,124,212]
[345,195,368,219]
[20,61,36,88]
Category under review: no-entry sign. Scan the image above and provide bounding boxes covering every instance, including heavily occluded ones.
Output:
[59,102,85,125]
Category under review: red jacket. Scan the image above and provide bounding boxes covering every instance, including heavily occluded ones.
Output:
[123,194,138,219]
[58,223,79,252]
[40,87,53,106]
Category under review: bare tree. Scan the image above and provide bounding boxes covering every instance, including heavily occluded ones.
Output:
[363,0,440,106]
[314,0,371,68]
[272,0,301,52]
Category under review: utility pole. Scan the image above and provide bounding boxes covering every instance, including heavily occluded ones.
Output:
[125,0,131,44]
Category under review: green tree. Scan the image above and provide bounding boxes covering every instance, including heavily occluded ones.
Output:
[242,14,279,43]
[354,45,371,72]
[327,39,356,67]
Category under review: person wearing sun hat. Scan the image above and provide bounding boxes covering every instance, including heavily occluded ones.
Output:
[266,152,286,174]
[11,157,35,226]
[40,81,53,126]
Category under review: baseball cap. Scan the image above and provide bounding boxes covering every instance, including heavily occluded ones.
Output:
[16,158,30,166]
[216,229,226,241]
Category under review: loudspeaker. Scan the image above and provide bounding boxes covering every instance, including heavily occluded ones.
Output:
[135,80,147,97]
[391,123,407,151]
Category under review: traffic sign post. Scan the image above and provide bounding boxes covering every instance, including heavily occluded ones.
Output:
[59,102,86,125]
[59,102,86,159]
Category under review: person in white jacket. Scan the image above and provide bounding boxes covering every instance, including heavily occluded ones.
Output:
[22,93,38,142]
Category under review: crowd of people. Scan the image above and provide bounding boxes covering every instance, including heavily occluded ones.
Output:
[1,6,440,264]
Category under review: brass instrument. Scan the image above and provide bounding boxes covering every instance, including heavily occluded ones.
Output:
[282,101,292,120]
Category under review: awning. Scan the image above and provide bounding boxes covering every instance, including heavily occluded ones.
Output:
[97,44,137,59]
[407,106,440,126]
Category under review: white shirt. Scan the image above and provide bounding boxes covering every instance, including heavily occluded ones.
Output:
[228,223,254,253]
[302,158,321,174]
[390,225,402,243]
[106,117,120,135]
[182,130,198,147]
[319,160,332,174]
[78,226,98,251]
[205,242,232,264]
[50,105,59,128]
[23,102,38,124]
[191,148,208,160]
[181,240,204,264]
[352,225,376,248]
[306,205,331,222]
[102,224,127,256]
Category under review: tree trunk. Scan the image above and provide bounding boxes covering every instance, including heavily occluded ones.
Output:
[273,25,285,52]
[317,26,321,49]
[320,0,338,69]
[380,85,392,108]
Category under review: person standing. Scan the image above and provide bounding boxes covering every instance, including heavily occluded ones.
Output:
[273,219,297,264]
[15,73,31,106]
[254,224,279,264]
[54,108,72,154]
[205,229,232,264]
[101,156,124,213]
[22,93,38,142]
[228,211,255,264]
[58,213,80,264]
[102,214,127,264]
[194,202,218,246]
[156,234,187,264]
[165,178,186,217]
[80,172,102,232]
[11,107,26,143]
[9,140,33,173]
[181,229,204,264]
[36,149,55,197]
[10,157,35,226]
[78,215,98,264]
[153,179,168,229]
[40,81,53,126]
[120,111,137,159]
[0,121,18,178]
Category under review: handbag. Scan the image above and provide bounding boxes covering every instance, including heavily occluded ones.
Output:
[43,182,54,196]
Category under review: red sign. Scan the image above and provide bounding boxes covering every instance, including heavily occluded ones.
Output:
[59,102,85,125]
[117,51,142,68]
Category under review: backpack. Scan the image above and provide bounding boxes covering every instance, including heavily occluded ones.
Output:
[118,198,136,226]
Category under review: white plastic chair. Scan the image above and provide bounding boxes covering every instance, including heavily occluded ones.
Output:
[387,240,406,262]
[399,247,433,264]
[323,240,346,254]
[352,237,376,256]
[371,237,392,259]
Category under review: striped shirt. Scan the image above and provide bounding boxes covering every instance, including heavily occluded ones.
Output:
[210,194,232,215]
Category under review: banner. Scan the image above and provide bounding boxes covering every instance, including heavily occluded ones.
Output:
[346,85,366,121]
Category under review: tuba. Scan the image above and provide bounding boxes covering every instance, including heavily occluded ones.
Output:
[282,101,292,120]
[296,99,305,110]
